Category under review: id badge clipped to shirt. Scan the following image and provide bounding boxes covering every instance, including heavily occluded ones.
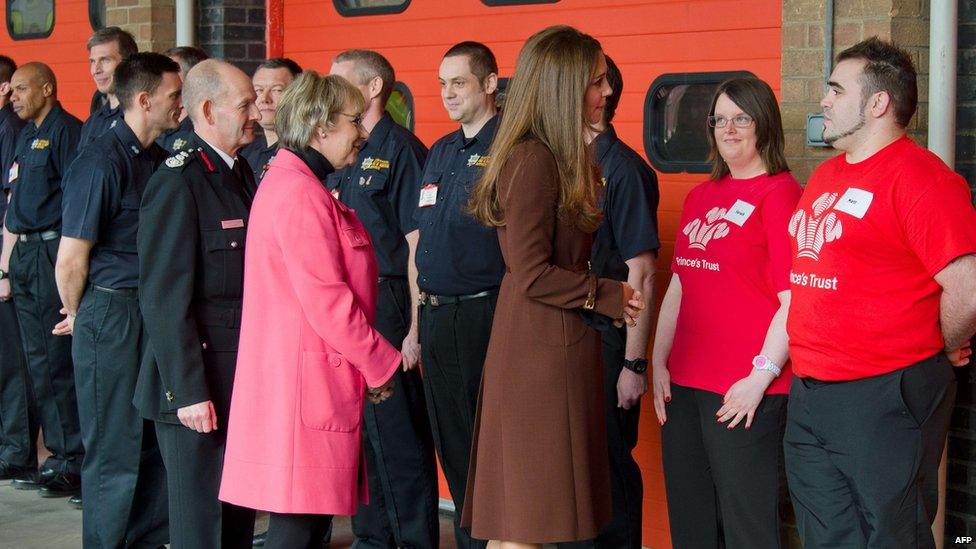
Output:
[418,183,438,208]
[7,161,18,183]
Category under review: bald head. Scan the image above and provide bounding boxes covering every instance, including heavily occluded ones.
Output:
[183,59,259,156]
[10,62,57,123]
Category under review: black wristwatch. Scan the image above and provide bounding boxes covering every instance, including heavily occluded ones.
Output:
[623,358,648,374]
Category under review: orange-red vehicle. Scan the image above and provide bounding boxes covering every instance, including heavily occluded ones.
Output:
[0,0,783,546]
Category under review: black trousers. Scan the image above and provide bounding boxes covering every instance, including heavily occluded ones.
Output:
[662,383,787,549]
[266,513,334,549]
[155,420,255,549]
[351,278,439,549]
[0,295,37,470]
[73,287,168,548]
[784,354,955,549]
[418,294,495,549]
[9,238,82,473]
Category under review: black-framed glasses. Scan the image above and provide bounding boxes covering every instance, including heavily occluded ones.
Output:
[339,112,364,126]
[707,114,754,128]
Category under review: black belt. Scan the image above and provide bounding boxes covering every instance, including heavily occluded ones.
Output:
[419,289,497,307]
[17,230,59,242]
[92,285,138,297]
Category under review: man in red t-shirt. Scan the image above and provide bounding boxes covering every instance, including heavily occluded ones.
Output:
[784,38,976,549]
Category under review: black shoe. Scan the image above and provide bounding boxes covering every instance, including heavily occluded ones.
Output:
[10,469,40,490]
[252,531,267,547]
[38,466,57,485]
[0,460,35,481]
[68,495,82,509]
[37,472,80,497]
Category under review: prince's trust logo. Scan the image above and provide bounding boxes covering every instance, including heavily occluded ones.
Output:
[788,192,844,261]
[682,206,730,251]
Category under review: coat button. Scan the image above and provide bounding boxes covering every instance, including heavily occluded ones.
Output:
[230,241,239,248]
[330,356,342,367]
[202,342,208,350]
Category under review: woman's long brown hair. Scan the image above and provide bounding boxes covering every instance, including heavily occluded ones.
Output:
[469,25,603,233]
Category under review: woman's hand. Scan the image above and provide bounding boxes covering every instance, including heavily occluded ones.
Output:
[651,364,671,426]
[622,283,644,327]
[716,369,776,430]
[946,341,973,367]
[366,378,395,404]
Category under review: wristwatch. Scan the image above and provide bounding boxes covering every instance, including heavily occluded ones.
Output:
[0,269,7,280]
[623,358,648,374]
[752,355,782,377]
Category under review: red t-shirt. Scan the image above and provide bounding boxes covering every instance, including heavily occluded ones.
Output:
[787,136,976,381]
[668,171,801,395]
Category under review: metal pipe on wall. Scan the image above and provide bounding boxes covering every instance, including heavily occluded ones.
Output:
[823,0,834,83]
[175,0,195,47]
[928,0,958,167]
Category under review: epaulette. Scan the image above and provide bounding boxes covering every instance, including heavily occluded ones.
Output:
[163,147,199,170]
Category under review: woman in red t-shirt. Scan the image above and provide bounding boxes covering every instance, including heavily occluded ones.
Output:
[650,77,801,549]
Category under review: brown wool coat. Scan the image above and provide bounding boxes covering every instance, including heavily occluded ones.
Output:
[461,139,625,543]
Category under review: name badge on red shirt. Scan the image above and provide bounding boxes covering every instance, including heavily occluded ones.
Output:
[418,184,438,208]
[723,199,755,227]
[221,219,244,229]
[833,188,874,219]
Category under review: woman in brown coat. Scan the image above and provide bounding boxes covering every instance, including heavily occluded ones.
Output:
[463,26,644,547]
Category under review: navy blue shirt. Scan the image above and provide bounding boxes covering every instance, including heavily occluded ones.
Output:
[0,103,26,232]
[326,113,427,278]
[240,133,277,183]
[4,102,83,234]
[591,125,660,282]
[78,101,122,152]
[415,115,503,295]
[61,119,165,289]
[156,116,195,153]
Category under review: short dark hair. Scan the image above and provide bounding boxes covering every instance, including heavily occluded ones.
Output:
[443,41,498,89]
[87,27,138,59]
[603,54,622,125]
[114,52,181,112]
[706,77,789,180]
[164,46,209,75]
[0,55,16,84]
[334,49,395,104]
[836,37,917,127]
[256,57,303,78]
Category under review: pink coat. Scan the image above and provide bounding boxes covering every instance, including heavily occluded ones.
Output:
[218,149,400,515]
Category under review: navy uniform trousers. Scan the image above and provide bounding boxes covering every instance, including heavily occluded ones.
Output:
[352,277,439,549]
[0,294,37,472]
[9,237,83,473]
[73,286,168,548]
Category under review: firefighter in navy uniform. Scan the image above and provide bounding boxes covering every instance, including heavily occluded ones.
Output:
[240,58,301,183]
[77,27,138,151]
[414,42,502,549]
[55,53,181,548]
[135,59,259,549]
[0,54,36,488]
[581,56,659,549]
[329,49,439,549]
[156,46,208,154]
[0,62,84,497]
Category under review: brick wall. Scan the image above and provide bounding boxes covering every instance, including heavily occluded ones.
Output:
[781,0,929,184]
[105,0,176,53]
[948,0,976,541]
[197,0,267,75]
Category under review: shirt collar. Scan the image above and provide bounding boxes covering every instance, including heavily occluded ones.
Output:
[287,146,335,181]
[363,112,395,152]
[112,118,147,157]
[34,101,64,133]
[594,124,618,166]
[445,113,499,149]
[198,135,236,169]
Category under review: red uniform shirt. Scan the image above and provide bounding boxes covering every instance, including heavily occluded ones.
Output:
[669,171,801,395]
[787,136,976,381]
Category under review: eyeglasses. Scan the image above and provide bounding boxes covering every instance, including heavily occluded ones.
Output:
[707,114,755,128]
[339,112,364,126]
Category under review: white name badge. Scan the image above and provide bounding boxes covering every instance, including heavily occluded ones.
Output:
[7,161,17,183]
[723,199,756,227]
[834,187,874,219]
[418,184,438,208]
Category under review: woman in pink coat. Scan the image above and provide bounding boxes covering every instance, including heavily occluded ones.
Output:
[219,71,401,548]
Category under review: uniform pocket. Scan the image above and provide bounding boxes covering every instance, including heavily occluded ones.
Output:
[300,351,363,432]
[201,228,245,298]
[897,355,954,428]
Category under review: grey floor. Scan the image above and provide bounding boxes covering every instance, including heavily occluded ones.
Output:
[0,479,459,548]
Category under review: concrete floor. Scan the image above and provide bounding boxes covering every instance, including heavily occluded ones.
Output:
[0,479,459,548]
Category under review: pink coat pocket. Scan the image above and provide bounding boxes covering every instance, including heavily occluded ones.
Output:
[300,352,363,432]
